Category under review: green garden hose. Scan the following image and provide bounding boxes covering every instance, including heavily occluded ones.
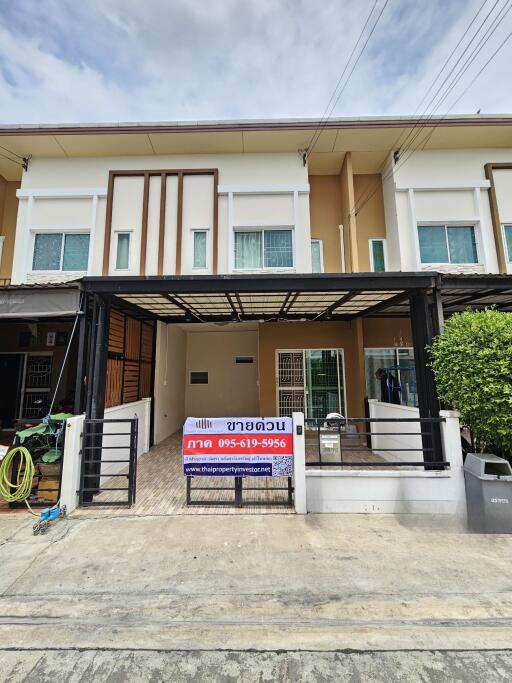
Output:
[0,447,37,514]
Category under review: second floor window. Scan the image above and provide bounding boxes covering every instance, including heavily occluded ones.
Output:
[32,232,90,272]
[115,232,131,270]
[311,239,323,273]
[418,224,478,265]
[234,229,293,270]
[369,238,386,272]
[193,230,208,269]
[503,225,512,262]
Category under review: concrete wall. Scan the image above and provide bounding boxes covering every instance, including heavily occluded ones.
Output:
[11,153,310,283]
[153,323,186,444]
[100,398,151,480]
[368,399,423,463]
[185,328,259,417]
[305,411,466,515]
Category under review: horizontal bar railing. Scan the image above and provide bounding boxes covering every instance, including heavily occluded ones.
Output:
[304,416,448,470]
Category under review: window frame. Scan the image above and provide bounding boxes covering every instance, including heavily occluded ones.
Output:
[502,224,512,263]
[310,238,324,273]
[113,230,132,272]
[232,226,295,272]
[190,371,209,385]
[364,346,417,408]
[417,222,480,266]
[369,238,387,272]
[30,230,91,273]
[192,229,209,270]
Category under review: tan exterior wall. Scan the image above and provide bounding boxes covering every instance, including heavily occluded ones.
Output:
[363,318,412,348]
[353,174,386,272]
[0,179,20,280]
[308,175,342,272]
[258,321,365,417]
[185,329,259,417]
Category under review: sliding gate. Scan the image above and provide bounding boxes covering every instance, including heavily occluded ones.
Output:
[78,417,138,507]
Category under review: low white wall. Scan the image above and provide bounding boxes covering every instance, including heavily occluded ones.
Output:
[306,411,466,516]
[59,398,151,514]
[368,399,423,462]
[100,398,151,480]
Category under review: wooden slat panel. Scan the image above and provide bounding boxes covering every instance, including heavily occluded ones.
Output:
[108,310,125,353]
[139,361,152,398]
[141,323,153,361]
[125,318,141,360]
[122,360,139,403]
[106,359,123,408]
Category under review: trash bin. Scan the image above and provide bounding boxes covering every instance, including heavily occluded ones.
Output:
[464,453,512,533]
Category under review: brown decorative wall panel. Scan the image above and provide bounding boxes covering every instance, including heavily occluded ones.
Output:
[105,309,154,409]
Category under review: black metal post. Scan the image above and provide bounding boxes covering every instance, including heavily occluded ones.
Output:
[409,291,443,466]
[82,294,110,502]
[74,293,89,415]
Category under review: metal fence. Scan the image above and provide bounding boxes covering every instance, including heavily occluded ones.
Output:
[304,416,449,469]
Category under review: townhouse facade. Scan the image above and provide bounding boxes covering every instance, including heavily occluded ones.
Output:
[0,115,511,472]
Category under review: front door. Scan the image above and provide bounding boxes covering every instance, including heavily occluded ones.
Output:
[277,349,345,418]
[0,354,24,429]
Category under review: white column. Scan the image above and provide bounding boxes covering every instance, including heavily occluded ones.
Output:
[292,411,307,514]
[439,409,467,520]
[60,414,85,514]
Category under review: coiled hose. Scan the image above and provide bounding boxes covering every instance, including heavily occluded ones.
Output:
[0,447,37,515]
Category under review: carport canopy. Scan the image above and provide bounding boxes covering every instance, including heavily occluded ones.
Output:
[80,272,512,323]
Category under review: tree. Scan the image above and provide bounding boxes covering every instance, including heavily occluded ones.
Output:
[430,309,512,455]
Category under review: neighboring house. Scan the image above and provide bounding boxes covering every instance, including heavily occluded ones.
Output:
[0,115,511,455]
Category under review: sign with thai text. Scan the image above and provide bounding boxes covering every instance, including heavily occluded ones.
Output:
[183,417,293,477]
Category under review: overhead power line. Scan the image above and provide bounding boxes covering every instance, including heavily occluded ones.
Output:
[306,0,389,160]
[349,0,512,220]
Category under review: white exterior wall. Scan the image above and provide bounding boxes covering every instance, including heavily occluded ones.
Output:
[383,148,512,273]
[153,322,187,444]
[12,153,310,283]
[493,168,512,273]
[368,400,422,463]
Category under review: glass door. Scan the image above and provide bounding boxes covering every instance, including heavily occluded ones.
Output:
[305,349,345,418]
[277,349,345,418]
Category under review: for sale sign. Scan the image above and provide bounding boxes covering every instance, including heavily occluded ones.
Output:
[183,417,293,477]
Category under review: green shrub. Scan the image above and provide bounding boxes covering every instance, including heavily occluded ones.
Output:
[430,309,512,455]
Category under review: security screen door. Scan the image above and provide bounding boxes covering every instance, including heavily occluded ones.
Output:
[277,349,345,418]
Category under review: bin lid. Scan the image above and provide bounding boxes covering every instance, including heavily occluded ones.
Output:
[464,453,512,479]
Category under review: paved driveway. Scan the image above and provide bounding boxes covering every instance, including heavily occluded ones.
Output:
[0,512,511,680]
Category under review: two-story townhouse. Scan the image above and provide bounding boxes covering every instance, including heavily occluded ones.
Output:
[0,115,511,510]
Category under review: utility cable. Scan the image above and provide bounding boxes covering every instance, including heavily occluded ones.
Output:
[307,0,389,159]
[351,0,512,219]
[305,0,378,156]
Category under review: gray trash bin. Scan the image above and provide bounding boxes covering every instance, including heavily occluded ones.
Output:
[464,453,512,533]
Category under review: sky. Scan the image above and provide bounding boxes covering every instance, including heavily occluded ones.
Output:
[0,0,511,124]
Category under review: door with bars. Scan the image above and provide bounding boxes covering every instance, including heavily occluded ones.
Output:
[276,349,345,418]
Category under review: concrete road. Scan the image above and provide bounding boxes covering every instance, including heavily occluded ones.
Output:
[0,511,511,681]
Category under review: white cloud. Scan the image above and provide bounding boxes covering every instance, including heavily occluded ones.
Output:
[0,0,510,124]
